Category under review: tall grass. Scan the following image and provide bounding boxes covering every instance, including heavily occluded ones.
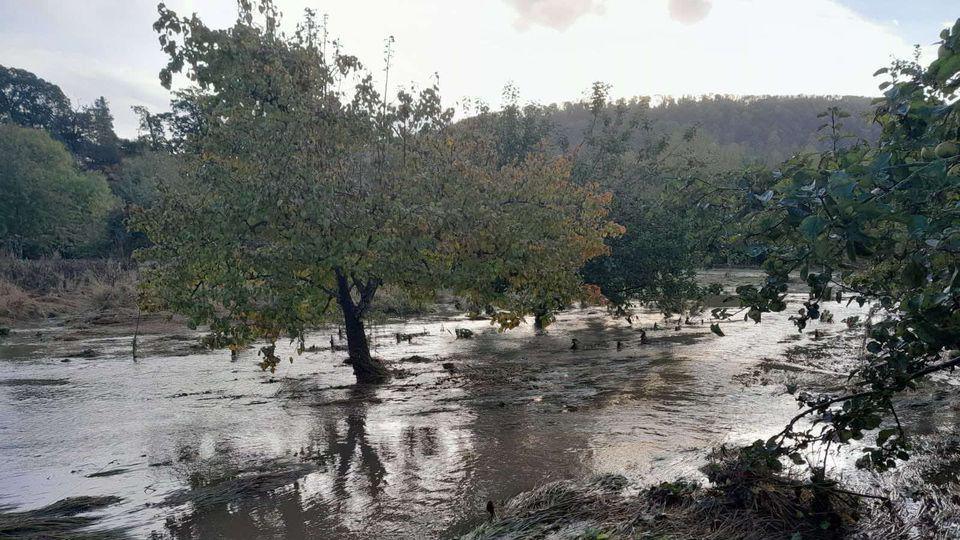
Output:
[0,255,137,322]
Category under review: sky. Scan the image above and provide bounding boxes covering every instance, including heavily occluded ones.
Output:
[0,0,956,138]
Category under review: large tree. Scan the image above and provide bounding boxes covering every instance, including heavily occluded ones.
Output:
[134,1,619,383]
[0,65,75,144]
[74,96,122,169]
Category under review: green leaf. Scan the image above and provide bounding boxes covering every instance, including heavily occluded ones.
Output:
[799,215,828,241]
[710,323,724,337]
[907,215,928,237]
[828,173,856,200]
[936,54,960,83]
[877,428,897,446]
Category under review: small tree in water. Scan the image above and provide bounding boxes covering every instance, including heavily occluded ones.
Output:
[134,1,620,383]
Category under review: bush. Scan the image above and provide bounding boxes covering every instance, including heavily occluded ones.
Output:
[0,125,116,257]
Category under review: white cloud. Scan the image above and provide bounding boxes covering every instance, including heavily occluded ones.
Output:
[504,0,606,31]
[668,0,712,24]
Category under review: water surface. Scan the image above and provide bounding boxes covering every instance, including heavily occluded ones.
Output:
[0,271,867,538]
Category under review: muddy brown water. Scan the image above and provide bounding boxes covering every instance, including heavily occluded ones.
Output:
[1,270,871,539]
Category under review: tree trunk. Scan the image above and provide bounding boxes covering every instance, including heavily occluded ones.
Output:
[533,314,546,333]
[335,270,390,384]
[533,307,549,334]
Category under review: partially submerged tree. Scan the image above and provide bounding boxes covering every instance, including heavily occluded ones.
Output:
[134,1,619,383]
[464,83,722,323]
[571,84,719,317]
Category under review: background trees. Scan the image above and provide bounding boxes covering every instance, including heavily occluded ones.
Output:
[550,94,879,166]
[0,66,122,170]
[0,57,881,268]
[471,83,727,318]
[0,125,116,257]
[0,66,76,149]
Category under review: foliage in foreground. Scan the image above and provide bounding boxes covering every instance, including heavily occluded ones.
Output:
[134,1,620,382]
[699,20,960,473]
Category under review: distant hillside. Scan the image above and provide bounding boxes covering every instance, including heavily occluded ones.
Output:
[547,95,879,164]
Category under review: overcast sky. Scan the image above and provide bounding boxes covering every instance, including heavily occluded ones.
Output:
[1,0,955,138]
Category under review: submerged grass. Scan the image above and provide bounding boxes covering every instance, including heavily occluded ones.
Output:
[463,447,865,540]
[464,436,960,539]
[160,459,315,510]
[853,436,960,539]
[0,496,126,539]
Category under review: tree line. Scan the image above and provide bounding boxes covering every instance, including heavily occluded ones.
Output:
[2,66,877,260]
[0,65,179,258]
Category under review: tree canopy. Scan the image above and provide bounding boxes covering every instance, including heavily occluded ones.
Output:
[134,1,620,382]
[0,65,122,170]
[469,83,725,317]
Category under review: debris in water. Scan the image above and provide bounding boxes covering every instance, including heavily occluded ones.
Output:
[0,495,125,539]
[0,378,70,387]
[85,467,130,478]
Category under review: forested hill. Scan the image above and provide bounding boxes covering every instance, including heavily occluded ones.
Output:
[546,94,879,164]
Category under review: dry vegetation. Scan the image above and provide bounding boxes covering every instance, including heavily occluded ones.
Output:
[464,442,960,540]
[0,256,136,325]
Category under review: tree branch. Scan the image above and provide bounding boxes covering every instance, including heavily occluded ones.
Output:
[775,354,960,447]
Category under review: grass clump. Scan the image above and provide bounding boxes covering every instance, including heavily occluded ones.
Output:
[0,278,46,320]
[463,446,863,540]
[0,495,126,539]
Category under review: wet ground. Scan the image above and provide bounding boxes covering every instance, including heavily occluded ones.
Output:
[0,270,876,539]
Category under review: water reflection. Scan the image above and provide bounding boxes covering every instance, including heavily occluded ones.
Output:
[157,386,382,538]
[154,380,471,538]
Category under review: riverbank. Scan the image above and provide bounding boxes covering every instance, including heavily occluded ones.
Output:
[0,256,445,341]
[0,257,137,326]
[462,425,960,539]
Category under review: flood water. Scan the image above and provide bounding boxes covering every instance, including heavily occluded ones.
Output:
[0,270,869,539]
